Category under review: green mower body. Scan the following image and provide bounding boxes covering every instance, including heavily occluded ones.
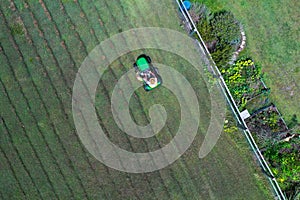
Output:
[133,54,162,91]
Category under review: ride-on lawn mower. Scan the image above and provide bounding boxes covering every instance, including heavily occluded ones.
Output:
[133,54,162,91]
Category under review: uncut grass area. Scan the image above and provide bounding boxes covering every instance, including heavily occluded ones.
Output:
[0,0,273,199]
[199,0,300,123]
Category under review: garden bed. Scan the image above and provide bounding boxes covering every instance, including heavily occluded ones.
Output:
[245,104,289,148]
[244,89,270,114]
[178,1,300,198]
[263,136,300,198]
[221,58,267,109]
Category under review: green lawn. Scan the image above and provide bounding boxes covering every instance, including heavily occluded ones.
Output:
[0,0,274,199]
[198,0,300,123]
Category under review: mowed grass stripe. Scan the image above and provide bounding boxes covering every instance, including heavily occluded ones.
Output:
[0,118,40,199]
[0,17,63,198]
[0,127,26,199]
[24,0,77,95]
[13,0,108,198]
[0,96,41,198]
[0,71,54,199]
[2,5,97,200]
[75,72,141,199]
[59,0,171,199]
[0,3,96,199]
[92,1,184,198]
[89,1,180,198]
[19,0,120,198]
[0,3,89,199]
[115,1,205,198]
[59,1,154,198]
[42,0,137,198]
[99,65,164,199]
[139,7,211,199]
[2,0,213,198]
[26,0,132,198]
[85,0,199,198]
[64,0,172,197]
[145,2,230,196]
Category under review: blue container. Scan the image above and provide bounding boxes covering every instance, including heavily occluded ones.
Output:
[182,1,191,11]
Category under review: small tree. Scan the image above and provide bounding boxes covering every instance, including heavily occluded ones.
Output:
[210,11,241,46]
[196,10,241,67]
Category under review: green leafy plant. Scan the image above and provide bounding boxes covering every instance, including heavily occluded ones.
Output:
[221,58,263,108]
[196,10,241,67]
[264,138,300,197]
[265,112,280,130]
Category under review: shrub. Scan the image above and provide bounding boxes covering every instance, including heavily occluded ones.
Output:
[196,10,241,67]
[210,11,241,46]
[221,58,262,107]
[264,138,300,198]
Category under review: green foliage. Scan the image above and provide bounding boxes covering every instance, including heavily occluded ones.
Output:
[221,58,262,108]
[223,123,238,134]
[264,138,300,192]
[210,11,241,45]
[196,9,241,67]
[198,0,300,125]
[211,44,233,67]
[197,17,214,42]
[265,112,280,129]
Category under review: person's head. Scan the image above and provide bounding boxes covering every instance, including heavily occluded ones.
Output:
[150,78,156,85]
